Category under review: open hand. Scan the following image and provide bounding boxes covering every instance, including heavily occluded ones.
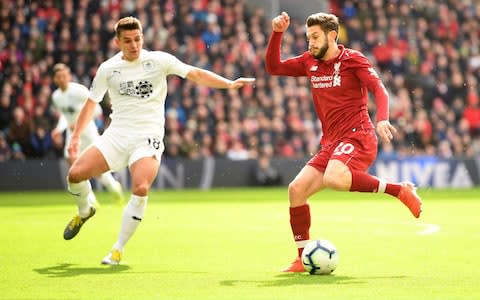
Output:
[376,120,397,143]
[229,77,256,89]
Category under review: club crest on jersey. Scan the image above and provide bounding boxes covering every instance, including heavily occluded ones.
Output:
[108,70,121,79]
[310,62,342,89]
[143,60,154,71]
[333,62,341,87]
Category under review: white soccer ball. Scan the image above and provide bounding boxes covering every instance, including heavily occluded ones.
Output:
[301,239,339,275]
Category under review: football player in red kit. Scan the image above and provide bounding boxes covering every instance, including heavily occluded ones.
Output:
[265,12,422,272]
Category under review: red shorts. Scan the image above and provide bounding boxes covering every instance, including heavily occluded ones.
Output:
[307,128,378,173]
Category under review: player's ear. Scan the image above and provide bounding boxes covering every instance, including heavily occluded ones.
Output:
[330,30,339,43]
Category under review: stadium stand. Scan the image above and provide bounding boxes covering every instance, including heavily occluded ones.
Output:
[0,0,479,163]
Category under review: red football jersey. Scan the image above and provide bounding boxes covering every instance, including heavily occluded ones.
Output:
[266,32,389,146]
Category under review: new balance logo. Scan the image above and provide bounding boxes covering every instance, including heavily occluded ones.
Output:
[309,65,318,71]
[294,235,304,241]
[132,216,142,221]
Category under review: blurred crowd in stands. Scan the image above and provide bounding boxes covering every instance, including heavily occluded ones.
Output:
[1,0,479,163]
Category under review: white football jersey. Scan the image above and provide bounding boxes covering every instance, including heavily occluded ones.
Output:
[52,82,104,156]
[51,82,100,139]
[52,82,90,125]
[89,49,193,136]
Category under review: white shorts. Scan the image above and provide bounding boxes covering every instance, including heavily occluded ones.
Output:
[93,126,164,171]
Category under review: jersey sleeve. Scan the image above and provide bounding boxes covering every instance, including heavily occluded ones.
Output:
[157,51,194,78]
[77,84,90,101]
[353,54,389,121]
[265,32,308,77]
[89,64,108,103]
[51,91,59,109]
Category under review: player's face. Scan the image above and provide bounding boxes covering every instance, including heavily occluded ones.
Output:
[116,29,144,61]
[53,69,71,90]
[306,25,329,60]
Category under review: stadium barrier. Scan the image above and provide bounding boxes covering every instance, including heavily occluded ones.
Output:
[0,156,479,191]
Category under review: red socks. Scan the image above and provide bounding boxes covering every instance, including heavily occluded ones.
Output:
[350,170,401,196]
[290,204,310,257]
[289,172,401,258]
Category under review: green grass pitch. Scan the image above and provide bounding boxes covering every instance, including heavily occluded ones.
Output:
[0,187,479,300]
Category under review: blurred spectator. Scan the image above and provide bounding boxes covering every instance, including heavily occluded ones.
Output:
[11,142,26,161]
[30,122,53,158]
[0,131,11,161]
[0,94,13,131]
[6,107,32,157]
[254,155,281,186]
[253,144,281,186]
[227,139,249,160]
[463,91,480,136]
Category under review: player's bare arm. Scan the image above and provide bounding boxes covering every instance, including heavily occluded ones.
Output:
[272,11,290,32]
[67,98,97,160]
[186,67,255,89]
[376,120,397,143]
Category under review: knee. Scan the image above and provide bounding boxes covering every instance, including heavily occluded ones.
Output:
[288,180,307,207]
[68,166,84,183]
[132,183,150,196]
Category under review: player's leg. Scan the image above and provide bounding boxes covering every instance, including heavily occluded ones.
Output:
[102,156,159,265]
[323,132,421,218]
[64,133,102,207]
[289,165,326,251]
[283,165,326,272]
[64,146,110,240]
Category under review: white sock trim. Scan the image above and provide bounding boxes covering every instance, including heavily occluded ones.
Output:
[130,194,148,208]
[295,240,310,248]
[377,178,387,193]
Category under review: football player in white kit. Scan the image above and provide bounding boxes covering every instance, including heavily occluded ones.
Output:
[51,63,124,204]
[63,16,255,265]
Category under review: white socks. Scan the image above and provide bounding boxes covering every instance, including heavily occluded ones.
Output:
[113,195,148,252]
[67,180,95,217]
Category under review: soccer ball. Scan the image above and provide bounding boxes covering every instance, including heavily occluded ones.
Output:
[301,239,339,275]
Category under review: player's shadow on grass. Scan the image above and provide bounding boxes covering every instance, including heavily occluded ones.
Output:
[220,274,361,287]
[33,263,130,278]
[220,274,407,287]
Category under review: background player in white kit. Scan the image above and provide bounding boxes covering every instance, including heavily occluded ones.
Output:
[51,63,124,204]
[63,16,255,265]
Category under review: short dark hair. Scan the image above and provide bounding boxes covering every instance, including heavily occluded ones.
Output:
[114,16,142,37]
[306,12,339,34]
[52,63,70,75]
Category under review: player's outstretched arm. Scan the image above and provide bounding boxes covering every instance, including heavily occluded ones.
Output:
[186,67,255,89]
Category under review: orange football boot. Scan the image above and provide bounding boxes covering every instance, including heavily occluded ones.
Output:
[397,182,422,218]
[281,256,305,272]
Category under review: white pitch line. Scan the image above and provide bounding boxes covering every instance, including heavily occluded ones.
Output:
[416,223,441,235]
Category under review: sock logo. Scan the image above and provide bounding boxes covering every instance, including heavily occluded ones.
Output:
[132,216,142,221]
[294,235,304,241]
